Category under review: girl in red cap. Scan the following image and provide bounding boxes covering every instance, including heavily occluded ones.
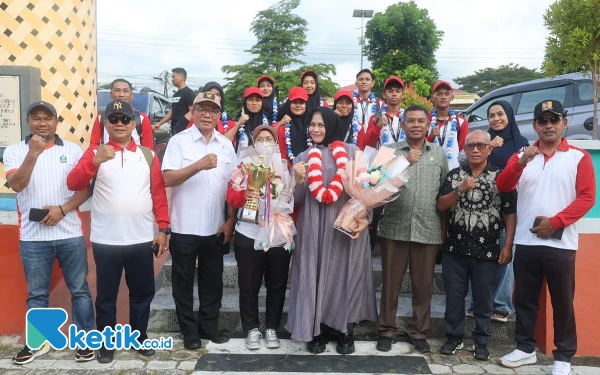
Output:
[277,87,311,166]
[333,90,379,150]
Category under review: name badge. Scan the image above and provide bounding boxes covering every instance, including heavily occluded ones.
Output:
[60,155,67,163]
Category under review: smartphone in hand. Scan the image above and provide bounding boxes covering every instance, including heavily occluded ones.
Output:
[29,208,49,222]
[533,218,564,240]
[152,243,160,257]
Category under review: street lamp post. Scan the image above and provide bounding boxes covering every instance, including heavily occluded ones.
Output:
[353,9,374,70]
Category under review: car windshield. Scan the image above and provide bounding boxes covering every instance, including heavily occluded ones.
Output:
[97,91,149,113]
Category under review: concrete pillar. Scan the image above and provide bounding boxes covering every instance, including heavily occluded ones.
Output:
[0,0,97,194]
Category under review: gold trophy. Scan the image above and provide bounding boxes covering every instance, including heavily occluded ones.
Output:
[239,156,272,223]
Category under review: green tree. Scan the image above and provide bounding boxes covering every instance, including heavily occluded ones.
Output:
[454,64,542,97]
[364,1,443,75]
[99,83,112,90]
[372,64,436,97]
[221,0,337,114]
[543,0,600,139]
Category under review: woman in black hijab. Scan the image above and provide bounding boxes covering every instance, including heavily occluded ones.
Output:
[235,87,265,152]
[277,87,310,166]
[487,100,529,168]
[279,70,330,120]
[257,75,278,125]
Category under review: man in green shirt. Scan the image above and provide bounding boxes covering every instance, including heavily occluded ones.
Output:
[376,105,449,353]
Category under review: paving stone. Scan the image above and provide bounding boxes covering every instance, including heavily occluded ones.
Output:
[0,370,31,375]
[51,359,111,370]
[429,364,452,374]
[484,364,517,374]
[111,360,145,369]
[514,365,546,374]
[0,358,14,368]
[146,360,177,370]
[573,366,600,375]
[178,360,197,371]
[453,363,485,374]
[20,359,56,369]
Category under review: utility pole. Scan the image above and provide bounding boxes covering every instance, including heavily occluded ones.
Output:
[153,71,171,97]
[353,9,374,70]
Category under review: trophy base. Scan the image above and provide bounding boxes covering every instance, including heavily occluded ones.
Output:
[334,224,355,237]
[239,207,259,224]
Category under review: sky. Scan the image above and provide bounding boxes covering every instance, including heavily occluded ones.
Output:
[96,0,553,96]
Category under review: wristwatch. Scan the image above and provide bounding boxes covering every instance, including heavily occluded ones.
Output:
[453,186,462,196]
[159,228,171,235]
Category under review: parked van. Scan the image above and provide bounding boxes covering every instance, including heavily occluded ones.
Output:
[461,73,597,142]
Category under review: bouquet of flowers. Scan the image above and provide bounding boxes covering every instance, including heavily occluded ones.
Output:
[230,144,296,251]
[334,145,411,236]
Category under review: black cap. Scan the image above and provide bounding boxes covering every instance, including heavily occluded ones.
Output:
[27,101,57,116]
[533,100,566,119]
[104,100,134,118]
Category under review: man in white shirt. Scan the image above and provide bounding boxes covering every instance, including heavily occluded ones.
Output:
[162,92,237,349]
[4,101,94,364]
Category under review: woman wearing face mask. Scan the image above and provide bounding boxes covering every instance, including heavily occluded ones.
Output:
[226,125,293,351]
[286,107,377,355]
[333,90,379,150]
[183,82,242,141]
[233,88,265,152]
[277,87,310,167]
[257,75,279,127]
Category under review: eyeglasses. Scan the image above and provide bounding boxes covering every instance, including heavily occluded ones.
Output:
[255,137,275,144]
[107,114,131,125]
[535,115,562,125]
[196,108,220,116]
[465,142,490,151]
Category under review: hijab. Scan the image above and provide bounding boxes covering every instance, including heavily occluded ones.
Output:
[333,91,355,143]
[301,70,323,114]
[257,76,277,121]
[202,82,226,113]
[310,107,343,147]
[287,101,310,158]
[487,100,529,168]
[236,90,264,150]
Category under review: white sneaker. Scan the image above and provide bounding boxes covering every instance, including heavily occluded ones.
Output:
[245,328,262,350]
[265,329,280,349]
[552,361,571,375]
[498,349,537,368]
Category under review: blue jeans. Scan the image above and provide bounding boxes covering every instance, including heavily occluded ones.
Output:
[20,237,94,332]
[469,230,515,314]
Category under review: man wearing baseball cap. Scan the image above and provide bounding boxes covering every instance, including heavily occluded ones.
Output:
[5,100,95,364]
[496,100,596,375]
[427,81,469,170]
[365,76,406,148]
[161,92,237,349]
[67,100,170,363]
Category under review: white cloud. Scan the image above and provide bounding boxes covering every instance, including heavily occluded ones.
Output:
[96,0,553,94]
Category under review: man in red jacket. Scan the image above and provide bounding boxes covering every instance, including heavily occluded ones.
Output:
[90,79,155,150]
[67,100,170,364]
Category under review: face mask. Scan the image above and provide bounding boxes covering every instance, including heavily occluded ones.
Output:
[254,143,277,157]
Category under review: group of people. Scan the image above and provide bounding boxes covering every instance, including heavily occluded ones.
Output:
[5,66,595,375]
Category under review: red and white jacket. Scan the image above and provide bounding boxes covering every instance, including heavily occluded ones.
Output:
[496,138,596,250]
[67,138,169,245]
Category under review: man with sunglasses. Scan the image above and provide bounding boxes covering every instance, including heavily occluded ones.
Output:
[496,100,596,375]
[67,100,170,364]
[436,130,517,361]
[162,92,237,349]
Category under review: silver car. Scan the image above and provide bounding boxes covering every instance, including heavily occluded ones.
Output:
[461,72,597,142]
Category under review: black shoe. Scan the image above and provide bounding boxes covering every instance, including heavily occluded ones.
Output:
[96,347,114,363]
[440,337,463,355]
[307,334,328,354]
[336,331,355,355]
[376,336,394,352]
[75,348,95,362]
[473,343,490,361]
[199,330,229,344]
[12,343,50,365]
[183,336,202,350]
[409,337,431,353]
[137,348,156,357]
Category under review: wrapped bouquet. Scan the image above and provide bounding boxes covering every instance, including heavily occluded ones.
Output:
[230,144,297,251]
[334,145,411,236]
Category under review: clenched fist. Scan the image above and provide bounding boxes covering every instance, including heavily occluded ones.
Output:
[377,115,389,127]
[406,149,422,165]
[431,126,440,137]
[460,177,477,193]
[197,153,218,171]
[238,113,249,125]
[518,146,539,167]
[93,144,116,165]
[293,162,307,183]
[280,114,292,125]
[28,135,47,157]
[491,136,504,149]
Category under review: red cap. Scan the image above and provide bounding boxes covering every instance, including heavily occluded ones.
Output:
[243,87,264,99]
[334,90,353,102]
[432,80,453,92]
[384,76,405,89]
[257,75,275,86]
[301,70,317,81]
[288,87,308,101]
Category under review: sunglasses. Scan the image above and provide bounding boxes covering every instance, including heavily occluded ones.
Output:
[107,114,131,125]
[535,115,562,125]
[465,142,490,151]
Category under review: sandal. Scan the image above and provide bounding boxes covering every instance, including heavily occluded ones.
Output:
[491,311,509,322]
[466,308,474,318]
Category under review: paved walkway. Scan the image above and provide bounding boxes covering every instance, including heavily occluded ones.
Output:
[0,334,598,374]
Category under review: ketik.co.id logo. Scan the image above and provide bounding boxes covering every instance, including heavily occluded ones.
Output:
[26,308,172,351]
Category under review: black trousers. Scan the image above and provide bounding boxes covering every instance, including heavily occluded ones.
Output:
[92,241,155,343]
[514,245,577,362]
[170,232,226,341]
[442,252,499,345]
[234,233,290,332]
